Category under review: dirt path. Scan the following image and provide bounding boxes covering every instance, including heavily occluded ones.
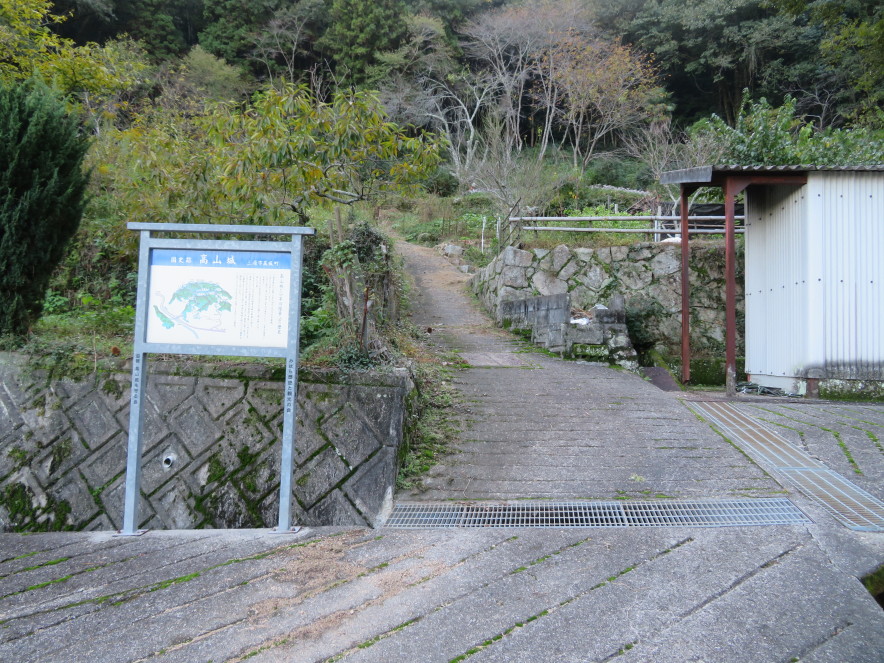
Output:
[395,240,514,356]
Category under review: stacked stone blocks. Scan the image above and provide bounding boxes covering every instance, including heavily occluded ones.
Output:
[472,242,743,360]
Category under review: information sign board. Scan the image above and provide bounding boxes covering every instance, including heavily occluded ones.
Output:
[121,224,315,535]
[146,249,292,348]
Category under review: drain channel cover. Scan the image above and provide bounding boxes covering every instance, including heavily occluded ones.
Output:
[691,402,884,532]
[385,499,810,529]
[778,468,884,532]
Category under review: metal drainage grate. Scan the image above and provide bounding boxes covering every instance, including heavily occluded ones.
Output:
[690,401,825,470]
[778,468,884,533]
[384,499,810,529]
[691,402,884,532]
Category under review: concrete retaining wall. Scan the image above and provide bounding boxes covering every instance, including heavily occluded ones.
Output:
[0,354,414,532]
[497,293,638,369]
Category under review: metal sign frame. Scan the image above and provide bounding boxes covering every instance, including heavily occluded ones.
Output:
[122,223,315,535]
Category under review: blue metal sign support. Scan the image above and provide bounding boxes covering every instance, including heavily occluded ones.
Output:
[121,223,315,535]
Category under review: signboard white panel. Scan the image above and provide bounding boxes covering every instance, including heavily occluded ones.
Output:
[145,249,291,349]
[123,223,315,535]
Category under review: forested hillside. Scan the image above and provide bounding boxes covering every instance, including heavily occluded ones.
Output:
[24,0,882,205]
[44,0,882,125]
[1,0,882,358]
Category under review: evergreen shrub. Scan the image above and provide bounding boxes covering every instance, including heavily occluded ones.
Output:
[0,80,90,337]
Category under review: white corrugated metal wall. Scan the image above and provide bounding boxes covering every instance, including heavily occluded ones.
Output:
[745,185,808,386]
[746,172,884,387]
[813,172,884,380]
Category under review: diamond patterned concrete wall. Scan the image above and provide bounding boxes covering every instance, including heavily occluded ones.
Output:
[0,354,413,532]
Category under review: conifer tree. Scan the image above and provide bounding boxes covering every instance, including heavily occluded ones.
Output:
[0,80,90,337]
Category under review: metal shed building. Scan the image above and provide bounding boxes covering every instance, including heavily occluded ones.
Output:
[660,165,884,398]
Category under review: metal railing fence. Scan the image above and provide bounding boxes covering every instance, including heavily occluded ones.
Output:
[502,214,746,247]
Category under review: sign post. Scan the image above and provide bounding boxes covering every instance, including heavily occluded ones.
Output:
[121,223,315,535]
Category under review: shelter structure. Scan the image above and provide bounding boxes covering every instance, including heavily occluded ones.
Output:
[660,165,884,398]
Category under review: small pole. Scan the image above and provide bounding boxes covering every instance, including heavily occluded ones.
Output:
[654,205,662,242]
[278,356,297,531]
[278,233,307,532]
[122,353,148,534]
[121,228,153,535]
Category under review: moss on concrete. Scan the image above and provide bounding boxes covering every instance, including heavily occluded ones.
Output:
[1,482,73,532]
[570,344,609,361]
[862,565,884,604]
[652,353,746,386]
[49,439,72,475]
[820,380,884,403]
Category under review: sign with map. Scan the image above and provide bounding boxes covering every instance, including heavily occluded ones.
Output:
[123,223,315,536]
[145,248,291,348]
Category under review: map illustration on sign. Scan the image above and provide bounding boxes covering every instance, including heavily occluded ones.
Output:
[153,281,233,337]
[146,249,291,348]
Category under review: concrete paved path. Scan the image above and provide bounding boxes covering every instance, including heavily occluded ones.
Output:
[397,241,782,502]
[1,520,882,662]
[1,240,883,662]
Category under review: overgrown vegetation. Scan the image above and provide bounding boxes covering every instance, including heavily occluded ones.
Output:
[397,352,464,490]
[692,95,884,166]
[2,0,882,533]
[298,221,414,368]
[1,0,882,369]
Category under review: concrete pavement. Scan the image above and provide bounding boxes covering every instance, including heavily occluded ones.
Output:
[1,517,882,662]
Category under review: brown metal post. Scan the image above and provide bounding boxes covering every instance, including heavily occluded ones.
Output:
[680,186,691,384]
[724,181,738,397]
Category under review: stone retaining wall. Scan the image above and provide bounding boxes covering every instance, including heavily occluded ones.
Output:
[471,242,743,359]
[497,293,638,369]
[0,354,413,532]
[499,293,570,335]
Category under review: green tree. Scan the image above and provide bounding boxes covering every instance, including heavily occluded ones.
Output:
[178,45,248,101]
[89,84,443,231]
[47,37,150,131]
[404,0,485,27]
[199,0,282,66]
[122,0,187,60]
[318,0,409,86]
[0,0,68,81]
[769,0,884,118]
[52,0,205,59]
[1,0,151,129]
[0,80,90,336]
[596,0,825,124]
[205,84,445,223]
[691,95,884,165]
